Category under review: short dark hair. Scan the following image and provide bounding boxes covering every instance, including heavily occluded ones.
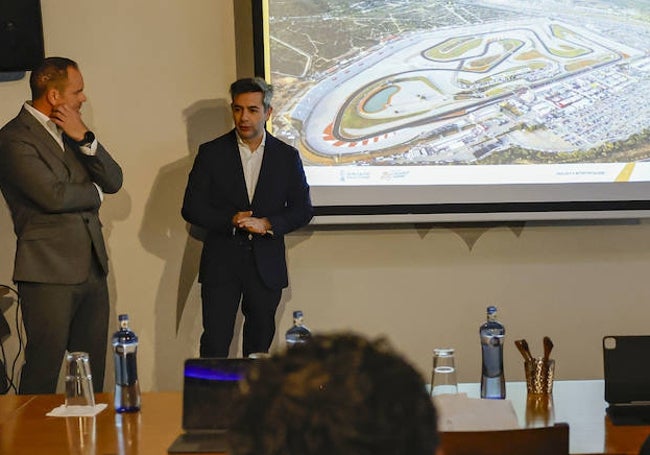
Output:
[29,57,79,101]
[229,332,439,455]
[229,77,273,111]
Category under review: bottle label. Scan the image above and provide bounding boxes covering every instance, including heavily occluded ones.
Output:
[115,344,137,355]
[481,334,504,346]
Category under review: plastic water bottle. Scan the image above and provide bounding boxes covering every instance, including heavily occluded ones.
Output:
[285,310,311,347]
[480,306,506,399]
[112,314,141,412]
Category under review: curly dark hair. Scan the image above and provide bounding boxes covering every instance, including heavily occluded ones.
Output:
[228,332,438,455]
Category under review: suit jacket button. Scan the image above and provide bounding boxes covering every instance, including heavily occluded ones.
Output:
[248,234,253,241]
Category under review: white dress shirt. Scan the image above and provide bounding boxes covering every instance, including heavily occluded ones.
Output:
[236,130,266,204]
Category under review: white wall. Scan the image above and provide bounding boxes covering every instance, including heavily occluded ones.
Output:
[288,220,650,385]
[1,1,650,393]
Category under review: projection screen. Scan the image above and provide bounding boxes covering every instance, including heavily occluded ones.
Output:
[253,0,650,223]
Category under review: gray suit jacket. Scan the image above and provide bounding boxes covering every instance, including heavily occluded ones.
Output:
[0,106,123,284]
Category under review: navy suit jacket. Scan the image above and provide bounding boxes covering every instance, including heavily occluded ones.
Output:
[0,106,123,284]
[181,129,313,290]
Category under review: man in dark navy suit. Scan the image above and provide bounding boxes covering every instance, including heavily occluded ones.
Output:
[182,77,313,357]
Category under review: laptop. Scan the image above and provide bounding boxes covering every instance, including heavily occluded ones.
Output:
[603,335,650,425]
[167,358,259,453]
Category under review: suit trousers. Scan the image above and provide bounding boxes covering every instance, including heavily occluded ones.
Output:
[200,238,282,358]
[18,258,109,394]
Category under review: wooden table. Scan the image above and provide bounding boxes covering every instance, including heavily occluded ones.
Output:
[0,394,36,425]
[0,392,183,455]
[0,381,649,454]
[458,380,650,455]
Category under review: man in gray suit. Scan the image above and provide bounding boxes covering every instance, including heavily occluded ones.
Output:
[0,57,123,394]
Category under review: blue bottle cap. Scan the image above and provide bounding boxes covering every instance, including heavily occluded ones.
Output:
[487,306,497,314]
[293,310,303,318]
[118,314,129,321]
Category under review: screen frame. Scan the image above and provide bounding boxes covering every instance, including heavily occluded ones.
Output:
[249,0,650,224]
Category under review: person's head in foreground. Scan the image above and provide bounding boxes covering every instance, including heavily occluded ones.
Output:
[229,332,439,455]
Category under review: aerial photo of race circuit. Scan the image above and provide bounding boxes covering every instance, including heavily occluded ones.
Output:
[267,0,650,176]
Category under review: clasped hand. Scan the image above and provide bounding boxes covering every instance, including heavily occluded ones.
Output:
[232,211,270,235]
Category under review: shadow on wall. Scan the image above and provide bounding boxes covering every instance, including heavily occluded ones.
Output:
[0,200,15,284]
[139,99,232,391]
[101,185,132,394]
[0,201,19,390]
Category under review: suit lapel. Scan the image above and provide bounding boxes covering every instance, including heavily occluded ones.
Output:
[17,108,70,173]
[227,131,251,207]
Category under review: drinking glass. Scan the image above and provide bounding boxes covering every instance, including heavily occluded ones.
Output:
[65,352,96,407]
[430,348,459,396]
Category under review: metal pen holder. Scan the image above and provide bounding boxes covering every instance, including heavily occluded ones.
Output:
[524,357,555,395]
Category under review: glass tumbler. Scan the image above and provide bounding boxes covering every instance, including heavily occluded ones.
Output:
[430,348,459,396]
[65,352,96,407]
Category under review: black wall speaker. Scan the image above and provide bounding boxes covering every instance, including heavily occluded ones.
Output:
[0,0,44,72]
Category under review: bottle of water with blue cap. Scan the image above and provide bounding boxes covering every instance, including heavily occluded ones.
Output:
[285,310,311,347]
[112,314,141,412]
[480,306,506,399]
